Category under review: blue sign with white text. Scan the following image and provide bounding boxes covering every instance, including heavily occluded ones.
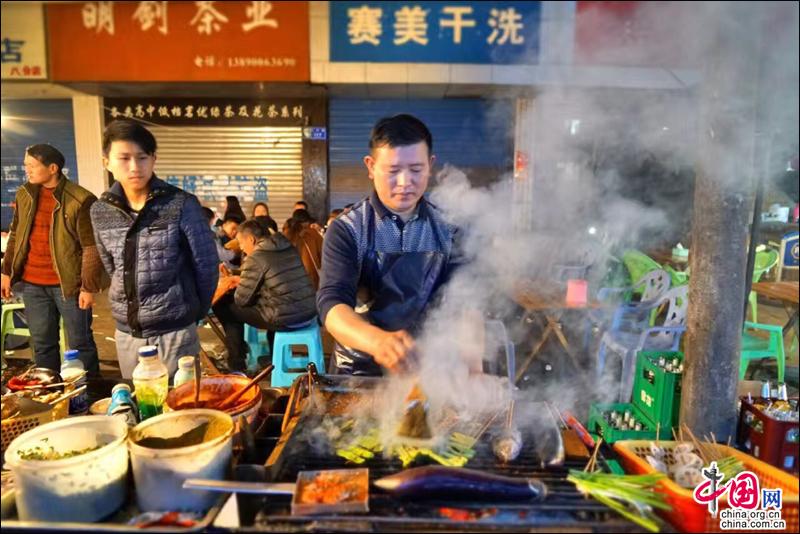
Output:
[304,127,327,140]
[330,1,540,64]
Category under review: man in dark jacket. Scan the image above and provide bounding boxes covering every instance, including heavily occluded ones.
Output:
[1,144,104,374]
[90,120,219,378]
[212,218,316,372]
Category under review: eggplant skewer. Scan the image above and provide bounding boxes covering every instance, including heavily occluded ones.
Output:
[373,466,548,501]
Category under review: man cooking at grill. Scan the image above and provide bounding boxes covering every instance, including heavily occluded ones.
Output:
[318,114,461,376]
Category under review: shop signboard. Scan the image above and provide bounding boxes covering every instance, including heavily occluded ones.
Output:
[330,1,540,63]
[1,3,48,79]
[48,1,309,81]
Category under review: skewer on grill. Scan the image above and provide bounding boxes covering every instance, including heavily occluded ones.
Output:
[492,399,522,463]
[396,381,432,440]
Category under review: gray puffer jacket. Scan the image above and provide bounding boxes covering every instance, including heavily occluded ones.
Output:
[90,177,219,337]
[235,233,317,327]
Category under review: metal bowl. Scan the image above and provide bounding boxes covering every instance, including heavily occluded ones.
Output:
[165,375,262,425]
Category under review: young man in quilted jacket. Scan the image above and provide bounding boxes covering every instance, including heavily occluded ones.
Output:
[1,144,104,374]
[90,120,219,378]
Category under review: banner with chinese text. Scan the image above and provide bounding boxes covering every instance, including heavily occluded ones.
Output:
[330,1,540,63]
[47,1,309,81]
[1,3,48,79]
[103,97,310,126]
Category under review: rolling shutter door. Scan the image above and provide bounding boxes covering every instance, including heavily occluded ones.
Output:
[150,125,303,224]
[329,99,513,209]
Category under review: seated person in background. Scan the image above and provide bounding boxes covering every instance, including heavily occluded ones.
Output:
[255,215,278,234]
[223,195,247,224]
[212,219,317,371]
[219,216,278,275]
[217,216,241,271]
[284,209,324,290]
[203,206,234,273]
[220,217,239,243]
[252,202,270,218]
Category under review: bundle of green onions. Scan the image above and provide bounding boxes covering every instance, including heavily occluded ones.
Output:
[567,471,671,533]
[336,428,477,467]
[716,456,745,481]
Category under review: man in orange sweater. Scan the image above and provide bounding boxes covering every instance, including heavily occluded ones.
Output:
[1,144,104,374]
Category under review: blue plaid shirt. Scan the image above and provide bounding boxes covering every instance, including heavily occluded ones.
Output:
[317,191,458,324]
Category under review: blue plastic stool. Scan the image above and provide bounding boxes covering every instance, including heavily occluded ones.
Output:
[270,319,325,387]
[244,324,271,372]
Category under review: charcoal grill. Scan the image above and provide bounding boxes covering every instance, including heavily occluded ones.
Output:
[235,376,652,532]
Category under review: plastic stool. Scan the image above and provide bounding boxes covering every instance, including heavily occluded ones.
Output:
[270,319,325,387]
[244,324,271,372]
[1,303,67,364]
[740,322,786,383]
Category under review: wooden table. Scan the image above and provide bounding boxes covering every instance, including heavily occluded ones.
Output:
[751,281,799,337]
[512,281,601,384]
[648,250,689,270]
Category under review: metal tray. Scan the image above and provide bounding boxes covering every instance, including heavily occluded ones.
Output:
[0,481,226,532]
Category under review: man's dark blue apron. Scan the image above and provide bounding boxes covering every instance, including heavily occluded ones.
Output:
[333,204,448,375]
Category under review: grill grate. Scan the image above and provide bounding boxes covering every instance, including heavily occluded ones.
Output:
[236,380,647,532]
[238,428,643,531]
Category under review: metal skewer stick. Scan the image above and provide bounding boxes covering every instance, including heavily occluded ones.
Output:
[506,399,515,429]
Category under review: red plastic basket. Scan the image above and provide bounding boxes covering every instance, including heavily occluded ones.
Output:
[614,440,799,533]
[737,397,799,475]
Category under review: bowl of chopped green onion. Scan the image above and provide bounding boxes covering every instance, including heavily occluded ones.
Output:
[4,415,129,522]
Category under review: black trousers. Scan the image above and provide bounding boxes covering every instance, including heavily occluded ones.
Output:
[211,293,274,372]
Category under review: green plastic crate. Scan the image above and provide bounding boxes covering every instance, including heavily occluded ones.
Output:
[587,402,658,443]
[633,351,683,430]
[587,351,683,444]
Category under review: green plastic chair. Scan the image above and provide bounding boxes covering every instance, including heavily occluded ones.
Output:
[622,250,683,326]
[664,264,690,287]
[622,250,663,297]
[623,249,690,289]
[748,248,780,323]
[740,322,785,383]
[1,303,67,367]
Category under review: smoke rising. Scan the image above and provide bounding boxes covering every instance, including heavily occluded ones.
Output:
[303,2,798,452]
[413,1,798,426]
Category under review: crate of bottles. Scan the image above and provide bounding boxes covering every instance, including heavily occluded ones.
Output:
[588,402,658,443]
[737,396,799,475]
[632,351,683,430]
[588,351,683,443]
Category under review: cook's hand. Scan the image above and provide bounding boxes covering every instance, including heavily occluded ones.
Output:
[78,290,95,310]
[371,330,415,372]
[1,274,13,300]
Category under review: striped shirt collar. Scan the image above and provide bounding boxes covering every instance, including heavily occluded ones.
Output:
[368,189,430,223]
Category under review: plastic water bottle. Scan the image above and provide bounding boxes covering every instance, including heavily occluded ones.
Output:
[173,356,196,389]
[107,383,139,427]
[61,350,89,414]
[132,346,168,420]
